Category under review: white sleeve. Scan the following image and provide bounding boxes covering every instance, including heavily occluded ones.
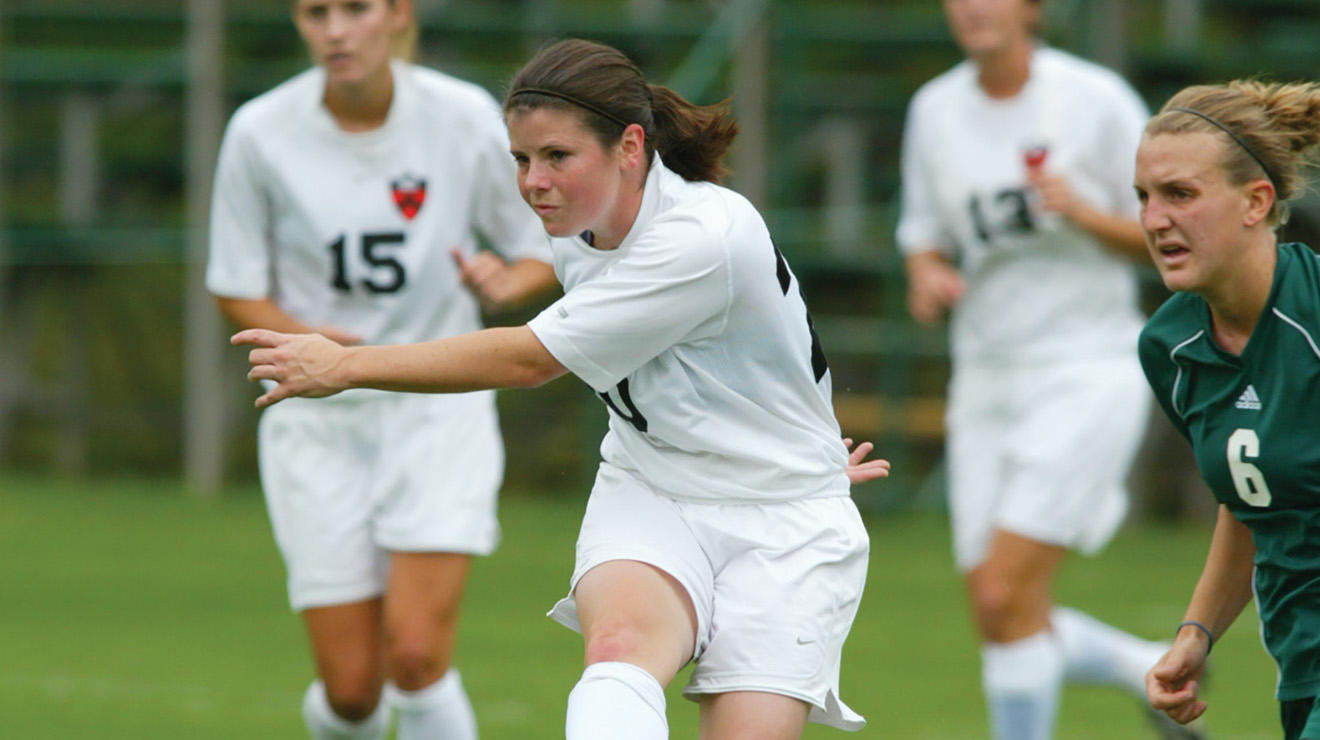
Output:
[527,219,730,392]
[206,115,272,299]
[470,97,552,263]
[895,93,955,256]
[1098,79,1150,218]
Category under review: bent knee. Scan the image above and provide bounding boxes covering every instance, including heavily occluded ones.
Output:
[967,571,1053,641]
[583,623,651,666]
[386,640,448,691]
[322,680,383,722]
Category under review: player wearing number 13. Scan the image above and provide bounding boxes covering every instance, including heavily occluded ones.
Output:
[236,38,890,740]
[1136,80,1320,738]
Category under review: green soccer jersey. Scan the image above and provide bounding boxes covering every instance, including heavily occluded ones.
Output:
[1140,242,1320,701]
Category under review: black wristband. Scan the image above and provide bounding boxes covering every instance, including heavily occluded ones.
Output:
[1177,620,1214,653]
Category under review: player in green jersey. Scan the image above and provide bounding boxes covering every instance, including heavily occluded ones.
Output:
[1135,79,1320,738]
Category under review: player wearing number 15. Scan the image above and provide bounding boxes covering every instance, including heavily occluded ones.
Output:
[205,2,555,739]
[235,38,890,740]
[1136,80,1320,739]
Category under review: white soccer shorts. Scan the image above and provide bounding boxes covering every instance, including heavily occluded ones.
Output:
[548,463,870,731]
[946,355,1150,572]
[258,391,503,610]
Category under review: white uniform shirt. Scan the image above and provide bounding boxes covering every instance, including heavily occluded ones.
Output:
[528,156,849,504]
[897,47,1148,365]
[208,60,549,401]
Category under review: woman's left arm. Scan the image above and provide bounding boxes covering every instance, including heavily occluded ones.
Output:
[234,325,567,408]
[1030,171,1148,259]
[452,249,559,313]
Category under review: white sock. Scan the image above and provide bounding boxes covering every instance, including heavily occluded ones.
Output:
[389,669,478,740]
[982,631,1064,740]
[301,680,390,740]
[565,661,667,740]
[1053,606,1167,697]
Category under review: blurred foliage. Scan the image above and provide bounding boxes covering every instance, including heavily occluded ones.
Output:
[2,0,1319,505]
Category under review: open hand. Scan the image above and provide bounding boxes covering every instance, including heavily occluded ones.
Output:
[844,438,891,484]
[231,329,350,408]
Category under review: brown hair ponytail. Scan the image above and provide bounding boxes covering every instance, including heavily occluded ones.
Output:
[1148,80,1320,226]
[504,39,738,183]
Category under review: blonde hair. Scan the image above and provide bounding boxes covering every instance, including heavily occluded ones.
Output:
[1147,80,1320,227]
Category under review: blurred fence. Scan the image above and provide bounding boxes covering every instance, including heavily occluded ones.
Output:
[2,0,1319,512]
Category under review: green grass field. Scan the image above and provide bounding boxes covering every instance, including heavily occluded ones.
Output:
[0,476,1280,738]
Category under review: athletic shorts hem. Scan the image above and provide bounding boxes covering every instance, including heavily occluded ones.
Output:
[681,680,865,731]
[373,532,500,557]
[546,546,712,659]
[289,582,385,612]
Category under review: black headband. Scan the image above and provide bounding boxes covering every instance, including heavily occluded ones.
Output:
[1168,106,1279,188]
[508,87,631,129]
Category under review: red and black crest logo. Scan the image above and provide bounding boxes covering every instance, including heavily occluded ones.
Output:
[390,174,427,220]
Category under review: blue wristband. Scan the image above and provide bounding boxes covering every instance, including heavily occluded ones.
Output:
[1177,620,1214,653]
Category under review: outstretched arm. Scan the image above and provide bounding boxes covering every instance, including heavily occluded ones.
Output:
[233,325,568,408]
[1147,505,1256,725]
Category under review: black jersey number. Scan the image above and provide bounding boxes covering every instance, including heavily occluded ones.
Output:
[598,378,648,433]
[969,189,1034,244]
[328,231,407,294]
[772,242,829,382]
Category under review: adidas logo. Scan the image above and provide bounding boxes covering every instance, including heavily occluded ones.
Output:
[1235,384,1262,410]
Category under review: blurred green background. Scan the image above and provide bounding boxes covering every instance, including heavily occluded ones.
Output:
[6,0,1320,503]
[2,1,1318,737]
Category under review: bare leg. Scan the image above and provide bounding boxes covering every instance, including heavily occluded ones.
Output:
[384,552,477,739]
[302,598,386,721]
[965,529,1067,740]
[565,560,698,740]
[698,691,811,740]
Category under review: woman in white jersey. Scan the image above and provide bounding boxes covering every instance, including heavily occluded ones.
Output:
[206,2,555,738]
[234,38,889,739]
[896,2,1196,739]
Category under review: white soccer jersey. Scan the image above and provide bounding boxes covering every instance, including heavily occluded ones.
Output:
[896,46,1148,365]
[528,155,850,504]
[207,60,549,403]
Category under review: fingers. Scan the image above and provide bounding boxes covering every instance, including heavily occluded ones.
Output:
[846,459,892,485]
[848,440,874,466]
[1165,699,1207,725]
[232,328,287,348]
[254,385,291,409]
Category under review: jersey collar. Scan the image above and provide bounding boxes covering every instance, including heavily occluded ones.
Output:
[1191,242,1293,365]
[573,151,669,253]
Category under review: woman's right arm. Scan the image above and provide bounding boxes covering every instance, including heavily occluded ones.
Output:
[234,324,567,408]
[904,250,965,324]
[1147,504,1256,724]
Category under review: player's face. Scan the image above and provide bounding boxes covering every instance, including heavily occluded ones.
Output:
[507,107,637,247]
[1135,132,1256,295]
[944,0,1038,58]
[294,0,404,87]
